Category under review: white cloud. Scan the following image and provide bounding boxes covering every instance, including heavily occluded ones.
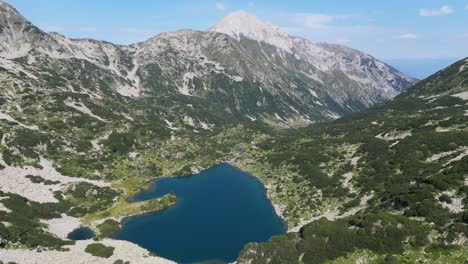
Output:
[215,2,225,11]
[250,10,464,59]
[398,33,417,39]
[248,2,255,8]
[419,5,453,16]
[42,25,64,32]
[289,13,346,29]
[465,5,468,10]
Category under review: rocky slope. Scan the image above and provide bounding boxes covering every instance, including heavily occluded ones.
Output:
[209,11,415,109]
[236,58,468,263]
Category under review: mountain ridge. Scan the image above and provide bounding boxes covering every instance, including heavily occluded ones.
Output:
[0,1,416,125]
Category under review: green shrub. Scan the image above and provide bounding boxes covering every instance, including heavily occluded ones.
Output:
[84,243,114,258]
[103,132,135,155]
[97,219,120,238]
[25,175,60,185]
[113,260,130,264]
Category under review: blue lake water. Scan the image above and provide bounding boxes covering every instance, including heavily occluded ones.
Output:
[67,227,95,240]
[113,163,286,264]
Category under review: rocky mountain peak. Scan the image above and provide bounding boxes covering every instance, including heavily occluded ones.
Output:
[0,0,50,59]
[0,0,30,27]
[0,0,14,12]
[208,10,293,52]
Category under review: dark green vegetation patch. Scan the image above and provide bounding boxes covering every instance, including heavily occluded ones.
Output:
[97,219,120,238]
[84,243,115,258]
[240,213,431,264]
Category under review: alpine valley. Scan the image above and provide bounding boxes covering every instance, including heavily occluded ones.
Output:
[0,0,466,263]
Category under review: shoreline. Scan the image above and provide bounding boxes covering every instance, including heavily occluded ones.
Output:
[225,160,290,232]
[84,193,177,228]
[108,161,285,263]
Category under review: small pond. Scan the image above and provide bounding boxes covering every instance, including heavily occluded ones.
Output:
[67,227,95,240]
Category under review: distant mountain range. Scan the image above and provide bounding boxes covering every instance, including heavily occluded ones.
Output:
[0,2,416,126]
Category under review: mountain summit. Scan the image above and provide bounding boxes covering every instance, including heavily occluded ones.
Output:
[209,10,416,95]
[208,11,294,52]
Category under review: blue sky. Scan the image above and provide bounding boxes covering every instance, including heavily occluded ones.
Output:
[6,0,468,60]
